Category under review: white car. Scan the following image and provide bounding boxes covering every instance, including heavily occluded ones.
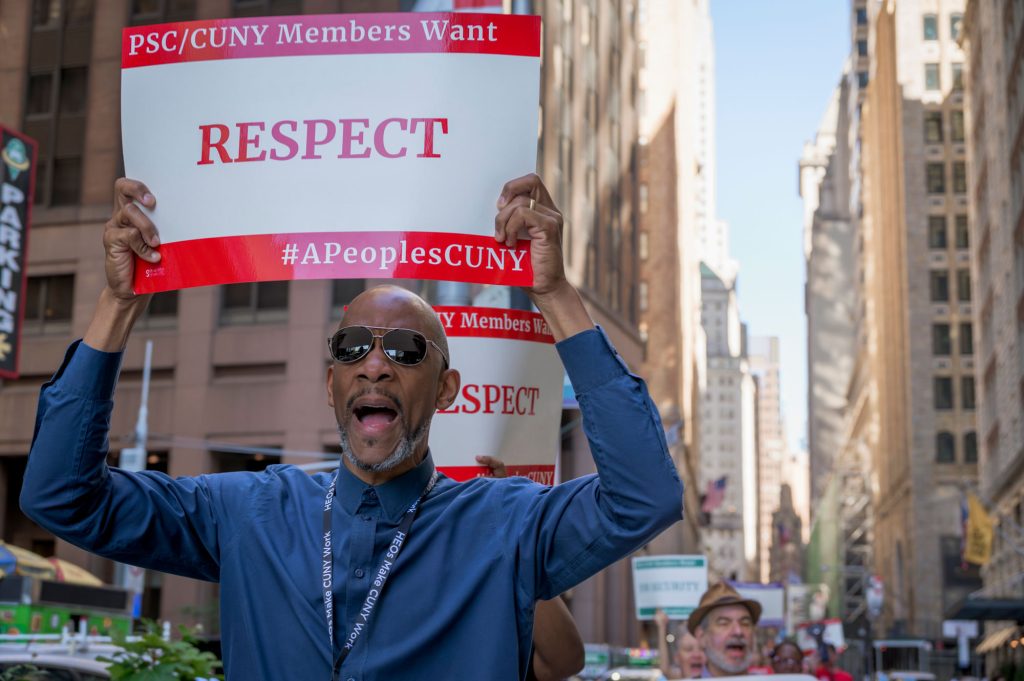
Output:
[0,653,110,680]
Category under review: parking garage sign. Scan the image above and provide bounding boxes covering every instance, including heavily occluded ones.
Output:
[0,126,36,380]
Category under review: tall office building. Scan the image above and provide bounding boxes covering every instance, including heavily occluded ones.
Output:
[859,0,979,637]
[747,335,787,583]
[961,0,1024,667]
[698,263,756,582]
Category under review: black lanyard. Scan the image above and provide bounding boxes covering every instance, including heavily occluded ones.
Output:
[321,467,438,678]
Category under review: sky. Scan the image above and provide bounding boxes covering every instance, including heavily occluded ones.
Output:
[710,0,850,451]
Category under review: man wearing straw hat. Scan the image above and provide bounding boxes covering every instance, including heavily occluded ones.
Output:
[687,582,762,677]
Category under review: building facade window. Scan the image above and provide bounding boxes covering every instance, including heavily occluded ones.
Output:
[930,271,950,302]
[953,161,967,193]
[136,290,179,329]
[925,111,943,143]
[955,215,969,249]
[934,377,954,409]
[935,431,955,462]
[232,0,300,17]
[857,39,868,57]
[925,63,941,90]
[129,0,195,25]
[952,63,964,91]
[957,268,971,301]
[928,215,948,248]
[923,14,938,40]
[959,322,973,355]
[858,71,869,88]
[964,431,977,462]
[927,163,946,193]
[932,323,952,355]
[330,279,365,314]
[220,282,289,324]
[23,274,74,334]
[951,110,965,142]
[23,0,94,206]
[856,7,867,26]
[962,376,976,409]
[950,13,963,40]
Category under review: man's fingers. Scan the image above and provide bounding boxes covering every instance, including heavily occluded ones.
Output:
[117,203,161,248]
[503,205,561,249]
[475,455,508,478]
[114,178,155,212]
[496,173,556,211]
[105,219,161,263]
[494,195,533,245]
[126,228,161,262]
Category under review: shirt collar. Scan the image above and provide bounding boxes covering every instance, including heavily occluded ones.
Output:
[334,451,436,521]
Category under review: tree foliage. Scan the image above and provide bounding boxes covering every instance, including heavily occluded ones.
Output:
[98,620,223,681]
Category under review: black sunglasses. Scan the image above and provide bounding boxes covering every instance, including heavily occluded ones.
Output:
[327,325,449,369]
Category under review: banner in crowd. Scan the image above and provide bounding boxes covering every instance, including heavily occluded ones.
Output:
[121,12,540,293]
[785,583,830,635]
[730,581,785,628]
[796,618,846,654]
[631,555,708,620]
[0,126,36,380]
[429,306,562,483]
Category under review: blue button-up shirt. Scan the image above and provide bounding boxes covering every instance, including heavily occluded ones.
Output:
[22,328,682,680]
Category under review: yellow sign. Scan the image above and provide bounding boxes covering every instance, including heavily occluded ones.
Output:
[964,493,993,566]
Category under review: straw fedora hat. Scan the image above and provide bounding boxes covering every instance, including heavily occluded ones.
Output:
[687,581,762,634]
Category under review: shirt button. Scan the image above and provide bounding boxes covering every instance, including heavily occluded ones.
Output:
[354,568,364,578]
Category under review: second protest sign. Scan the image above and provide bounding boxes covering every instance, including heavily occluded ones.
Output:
[429,306,562,484]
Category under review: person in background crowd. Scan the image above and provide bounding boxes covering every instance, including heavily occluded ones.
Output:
[814,644,853,681]
[476,455,584,681]
[747,649,773,675]
[770,639,804,675]
[654,608,706,678]
[688,582,762,677]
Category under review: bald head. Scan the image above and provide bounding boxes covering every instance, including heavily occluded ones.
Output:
[340,285,449,366]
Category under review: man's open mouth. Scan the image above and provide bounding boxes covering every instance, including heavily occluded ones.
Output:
[354,405,398,429]
[725,642,747,656]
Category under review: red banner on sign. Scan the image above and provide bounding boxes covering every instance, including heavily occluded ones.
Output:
[133,232,531,293]
[122,13,540,68]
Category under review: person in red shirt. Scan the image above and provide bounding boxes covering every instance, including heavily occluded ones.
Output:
[814,644,853,681]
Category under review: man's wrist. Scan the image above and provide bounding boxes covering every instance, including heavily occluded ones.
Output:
[529,281,594,342]
[83,287,152,352]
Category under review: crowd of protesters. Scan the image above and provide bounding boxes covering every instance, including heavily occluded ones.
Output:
[655,582,857,680]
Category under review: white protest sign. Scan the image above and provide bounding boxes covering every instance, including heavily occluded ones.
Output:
[631,555,708,620]
[121,13,539,293]
[731,581,785,628]
[429,307,562,484]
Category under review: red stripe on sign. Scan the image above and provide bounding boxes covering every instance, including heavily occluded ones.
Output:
[441,465,555,485]
[433,305,554,343]
[122,13,540,68]
[133,231,531,293]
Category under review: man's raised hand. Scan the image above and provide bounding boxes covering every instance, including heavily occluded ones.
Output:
[104,178,160,299]
[494,174,567,301]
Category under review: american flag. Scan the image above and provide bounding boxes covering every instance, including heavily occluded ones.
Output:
[701,476,727,513]
[777,522,792,545]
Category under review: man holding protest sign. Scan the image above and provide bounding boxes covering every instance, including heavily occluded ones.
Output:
[21,173,683,680]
